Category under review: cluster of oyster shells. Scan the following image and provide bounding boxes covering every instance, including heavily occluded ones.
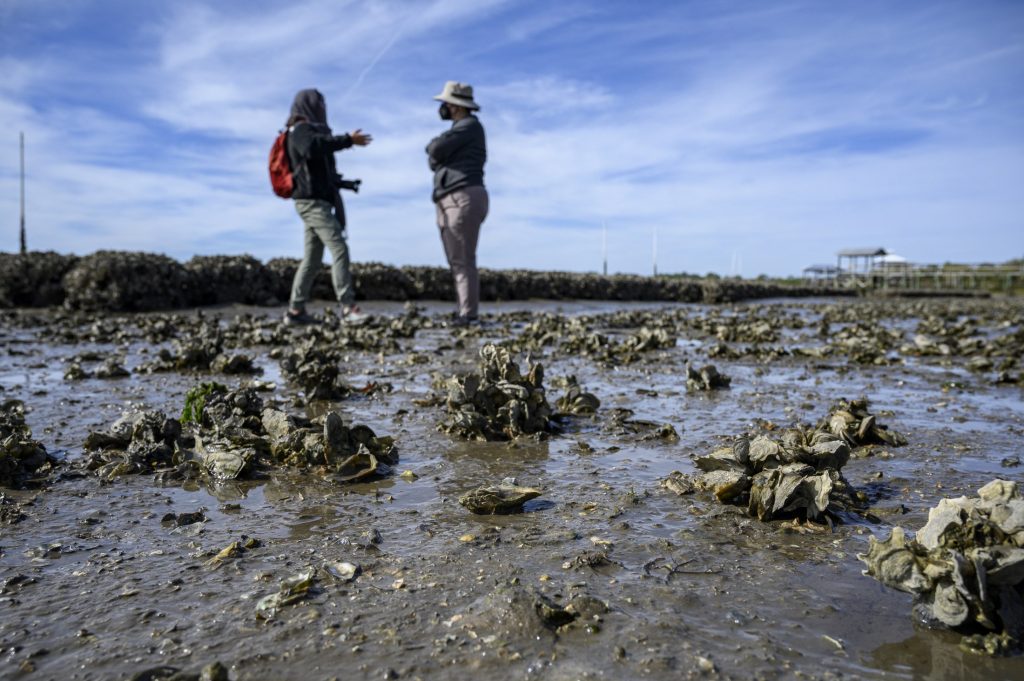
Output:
[82,384,396,483]
[817,398,907,447]
[146,328,229,373]
[439,344,553,441]
[82,410,182,480]
[278,337,352,401]
[685,363,731,391]
[0,399,54,488]
[510,315,676,364]
[680,399,905,522]
[261,409,397,483]
[689,431,856,522]
[858,480,1024,655]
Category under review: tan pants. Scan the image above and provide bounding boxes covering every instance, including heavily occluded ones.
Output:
[436,186,489,318]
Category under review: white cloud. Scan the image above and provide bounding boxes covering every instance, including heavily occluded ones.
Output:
[487,76,613,113]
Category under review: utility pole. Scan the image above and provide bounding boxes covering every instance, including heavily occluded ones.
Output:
[20,132,27,254]
[652,226,658,277]
[602,222,608,276]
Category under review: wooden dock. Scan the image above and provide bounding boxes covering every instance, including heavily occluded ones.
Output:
[804,249,1023,294]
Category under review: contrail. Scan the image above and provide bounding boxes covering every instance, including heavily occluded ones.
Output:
[342,18,407,102]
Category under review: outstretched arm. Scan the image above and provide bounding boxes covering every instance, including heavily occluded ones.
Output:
[295,126,353,156]
[296,126,371,157]
[349,129,373,146]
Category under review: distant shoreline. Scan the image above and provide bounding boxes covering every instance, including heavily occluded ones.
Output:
[2,250,972,313]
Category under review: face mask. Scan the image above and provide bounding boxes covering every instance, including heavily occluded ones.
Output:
[438,103,452,121]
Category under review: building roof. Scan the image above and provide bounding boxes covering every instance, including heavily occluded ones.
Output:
[837,247,888,257]
[803,264,841,274]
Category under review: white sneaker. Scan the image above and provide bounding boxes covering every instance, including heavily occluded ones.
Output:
[341,304,369,324]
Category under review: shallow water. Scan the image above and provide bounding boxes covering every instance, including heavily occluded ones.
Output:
[1,298,1022,680]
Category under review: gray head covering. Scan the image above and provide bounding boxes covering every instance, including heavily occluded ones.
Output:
[288,88,331,132]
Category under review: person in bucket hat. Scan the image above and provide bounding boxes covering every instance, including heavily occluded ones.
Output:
[426,81,488,326]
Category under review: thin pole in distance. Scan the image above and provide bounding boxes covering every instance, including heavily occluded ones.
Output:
[602,222,608,276]
[19,132,26,254]
[652,226,658,277]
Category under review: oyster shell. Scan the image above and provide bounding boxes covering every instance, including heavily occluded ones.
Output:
[556,382,601,415]
[685,363,732,391]
[194,435,254,480]
[331,447,388,484]
[695,470,749,502]
[459,483,543,514]
[255,567,316,619]
[661,471,695,496]
[323,561,360,583]
[819,398,906,448]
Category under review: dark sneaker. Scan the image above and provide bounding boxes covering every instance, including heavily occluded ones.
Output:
[283,309,318,326]
[450,315,480,328]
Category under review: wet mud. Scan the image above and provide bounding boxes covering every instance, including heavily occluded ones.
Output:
[1,297,1022,680]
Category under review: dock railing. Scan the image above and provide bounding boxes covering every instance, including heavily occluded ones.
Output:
[836,262,1024,293]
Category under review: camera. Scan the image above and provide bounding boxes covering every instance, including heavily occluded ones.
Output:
[334,174,362,193]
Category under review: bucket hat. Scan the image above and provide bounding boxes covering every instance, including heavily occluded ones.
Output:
[433,81,480,110]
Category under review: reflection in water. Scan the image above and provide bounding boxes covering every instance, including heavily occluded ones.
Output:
[261,471,334,506]
[180,477,257,502]
[868,627,1005,681]
[439,439,551,500]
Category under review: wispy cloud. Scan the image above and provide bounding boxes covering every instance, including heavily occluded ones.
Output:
[504,4,594,42]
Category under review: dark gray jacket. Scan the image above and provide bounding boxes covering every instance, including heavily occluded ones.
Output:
[287,123,353,203]
[426,115,486,202]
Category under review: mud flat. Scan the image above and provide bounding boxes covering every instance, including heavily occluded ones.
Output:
[1,296,1022,680]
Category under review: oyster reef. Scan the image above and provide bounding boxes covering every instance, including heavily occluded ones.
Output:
[1,295,1022,680]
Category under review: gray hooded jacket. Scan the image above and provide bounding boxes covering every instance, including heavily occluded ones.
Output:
[286,89,353,218]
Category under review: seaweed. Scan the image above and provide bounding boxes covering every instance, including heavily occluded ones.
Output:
[181,381,228,424]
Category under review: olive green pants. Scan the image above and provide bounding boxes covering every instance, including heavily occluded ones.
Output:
[290,198,355,309]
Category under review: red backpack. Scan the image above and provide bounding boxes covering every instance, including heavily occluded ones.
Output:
[268,129,293,198]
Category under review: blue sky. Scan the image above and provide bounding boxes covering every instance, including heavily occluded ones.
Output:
[1,0,1022,276]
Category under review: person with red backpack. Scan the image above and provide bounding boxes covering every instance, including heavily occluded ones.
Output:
[280,88,372,325]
